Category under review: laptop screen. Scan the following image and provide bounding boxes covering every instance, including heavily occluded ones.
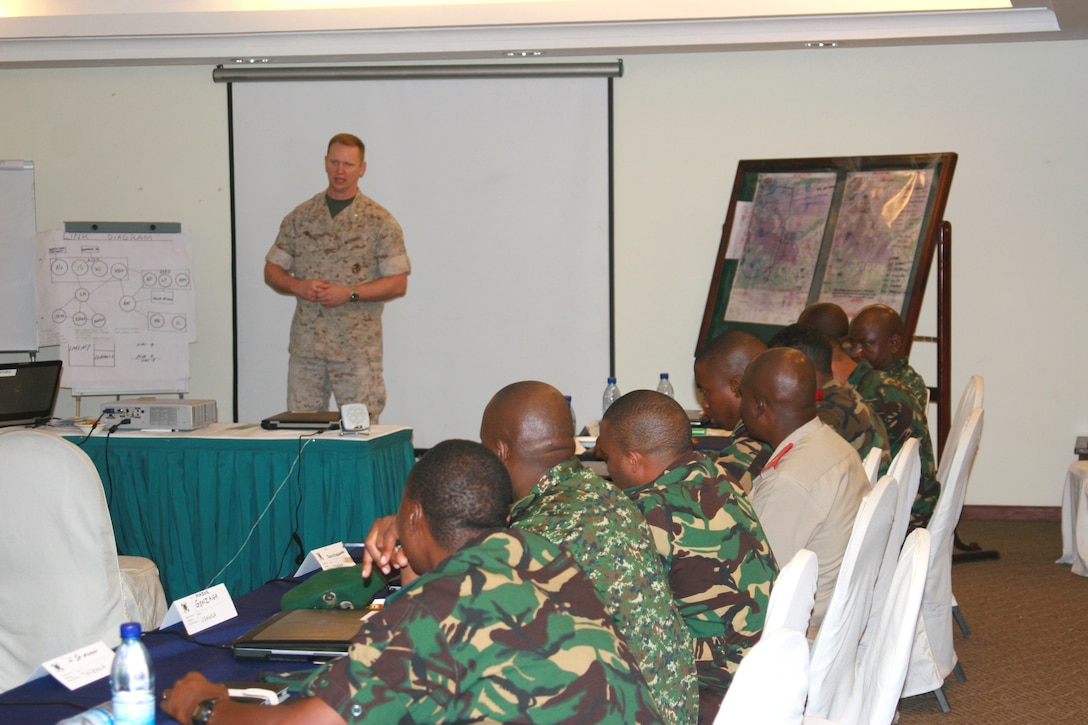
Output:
[0,360,63,427]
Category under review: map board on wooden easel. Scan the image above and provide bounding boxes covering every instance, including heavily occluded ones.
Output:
[697,153,957,354]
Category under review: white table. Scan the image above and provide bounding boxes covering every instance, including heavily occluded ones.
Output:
[1057,461,1088,577]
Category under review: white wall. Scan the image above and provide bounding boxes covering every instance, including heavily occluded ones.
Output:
[0,66,233,421]
[612,41,1088,508]
[2,39,1086,507]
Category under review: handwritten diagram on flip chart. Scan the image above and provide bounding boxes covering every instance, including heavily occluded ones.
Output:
[35,229,195,394]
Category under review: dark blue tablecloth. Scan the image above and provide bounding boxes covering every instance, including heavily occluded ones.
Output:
[0,579,321,724]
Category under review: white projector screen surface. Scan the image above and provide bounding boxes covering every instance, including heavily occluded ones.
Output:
[232,77,610,447]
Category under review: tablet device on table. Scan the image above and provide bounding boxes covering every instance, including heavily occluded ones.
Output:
[231,608,376,661]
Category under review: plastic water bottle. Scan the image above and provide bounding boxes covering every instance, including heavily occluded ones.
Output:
[602,377,621,416]
[564,395,577,435]
[56,702,115,725]
[656,373,675,398]
[110,622,155,725]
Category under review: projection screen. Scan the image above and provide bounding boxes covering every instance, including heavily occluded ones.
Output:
[231,74,612,447]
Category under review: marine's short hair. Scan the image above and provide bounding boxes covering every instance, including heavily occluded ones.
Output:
[767,324,834,376]
[602,389,692,459]
[404,439,512,549]
[327,133,366,160]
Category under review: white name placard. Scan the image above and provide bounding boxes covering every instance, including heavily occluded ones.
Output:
[39,641,114,690]
[294,541,355,577]
[160,583,238,634]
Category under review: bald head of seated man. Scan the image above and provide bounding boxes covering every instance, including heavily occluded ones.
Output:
[480,381,698,725]
[693,330,773,493]
[798,302,850,345]
[768,324,890,474]
[741,348,869,630]
[849,304,929,411]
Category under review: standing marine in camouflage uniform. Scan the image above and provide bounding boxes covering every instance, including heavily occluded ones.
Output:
[849,305,939,526]
[264,133,410,422]
[768,323,891,475]
[695,330,774,493]
[598,390,778,724]
[482,382,697,725]
[161,441,664,725]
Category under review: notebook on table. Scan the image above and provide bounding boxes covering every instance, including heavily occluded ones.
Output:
[260,411,340,431]
[232,608,377,661]
[0,360,63,428]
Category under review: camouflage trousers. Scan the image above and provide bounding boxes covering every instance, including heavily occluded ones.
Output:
[694,636,741,725]
[287,355,385,423]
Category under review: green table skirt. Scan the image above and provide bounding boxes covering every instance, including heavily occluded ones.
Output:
[68,429,414,602]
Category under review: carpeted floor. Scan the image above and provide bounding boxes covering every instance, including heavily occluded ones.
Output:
[896,519,1088,724]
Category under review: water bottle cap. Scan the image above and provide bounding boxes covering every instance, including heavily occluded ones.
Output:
[660,373,669,379]
[564,395,572,403]
[607,377,616,384]
[120,622,141,639]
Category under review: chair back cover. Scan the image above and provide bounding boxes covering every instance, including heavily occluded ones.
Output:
[862,447,882,487]
[764,548,818,636]
[806,476,897,719]
[936,376,984,484]
[864,439,921,651]
[713,628,809,725]
[847,528,931,725]
[902,408,984,698]
[0,429,128,693]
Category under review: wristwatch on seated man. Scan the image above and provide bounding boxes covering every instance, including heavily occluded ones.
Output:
[349,286,359,302]
[191,698,219,725]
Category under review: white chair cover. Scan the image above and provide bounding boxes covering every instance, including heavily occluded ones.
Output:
[0,429,167,693]
[844,528,931,725]
[714,628,810,725]
[805,476,896,720]
[936,376,984,483]
[863,439,920,652]
[901,408,984,700]
[861,447,882,487]
[764,548,818,637]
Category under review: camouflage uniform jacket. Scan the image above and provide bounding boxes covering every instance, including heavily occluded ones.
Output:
[884,357,929,413]
[306,528,664,724]
[266,191,411,362]
[849,360,939,527]
[817,379,892,476]
[714,420,773,494]
[510,457,698,725]
[627,451,778,698]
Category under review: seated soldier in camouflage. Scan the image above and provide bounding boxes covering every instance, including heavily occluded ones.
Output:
[849,304,940,527]
[596,390,778,725]
[849,304,929,410]
[480,381,698,725]
[363,382,698,725]
[768,323,891,475]
[161,440,665,725]
[694,330,773,493]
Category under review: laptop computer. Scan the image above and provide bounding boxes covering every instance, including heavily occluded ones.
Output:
[0,360,63,428]
[232,608,377,661]
[260,411,340,431]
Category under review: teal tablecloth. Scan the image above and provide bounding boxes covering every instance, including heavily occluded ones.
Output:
[67,425,415,602]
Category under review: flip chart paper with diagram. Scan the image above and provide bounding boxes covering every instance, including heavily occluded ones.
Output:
[36,230,195,393]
